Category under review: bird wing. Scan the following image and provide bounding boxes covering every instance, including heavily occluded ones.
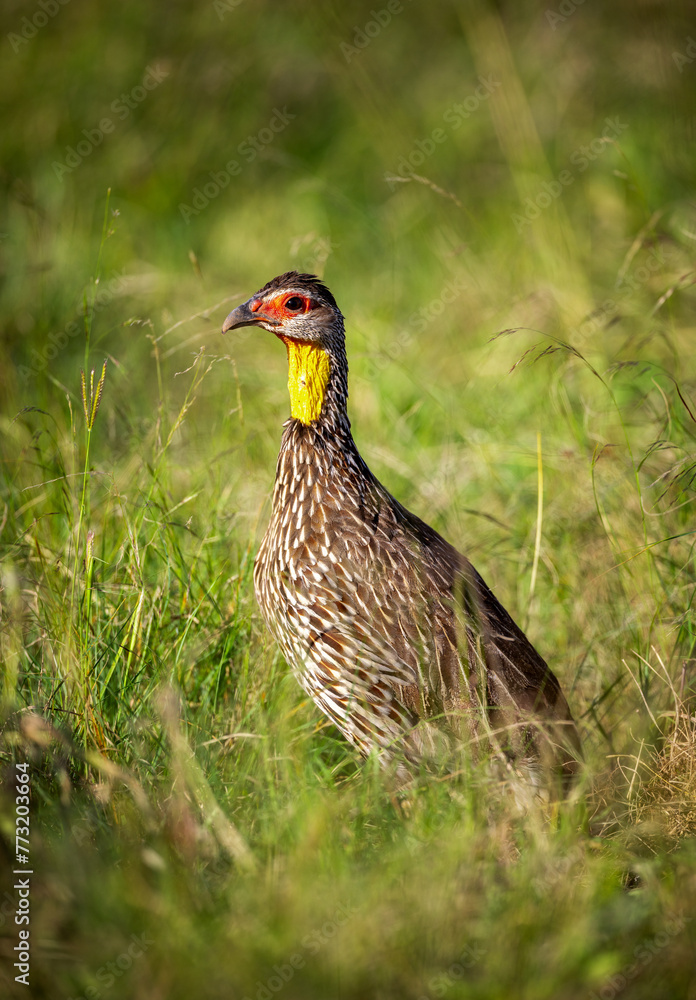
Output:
[330,476,582,772]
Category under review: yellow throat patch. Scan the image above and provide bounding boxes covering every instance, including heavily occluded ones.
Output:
[284,339,330,424]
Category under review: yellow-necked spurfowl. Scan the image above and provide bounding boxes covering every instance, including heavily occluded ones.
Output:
[223,272,582,787]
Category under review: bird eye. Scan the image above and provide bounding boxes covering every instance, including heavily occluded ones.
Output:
[284,296,305,312]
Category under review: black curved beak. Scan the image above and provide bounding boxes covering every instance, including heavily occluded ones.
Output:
[222,298,279,334]
[222,300,258,334]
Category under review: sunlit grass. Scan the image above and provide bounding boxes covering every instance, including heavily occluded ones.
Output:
[2,1,696,997]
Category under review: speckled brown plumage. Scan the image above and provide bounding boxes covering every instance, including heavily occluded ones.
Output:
[223,272,582,787]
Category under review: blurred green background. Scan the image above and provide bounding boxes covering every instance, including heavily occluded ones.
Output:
[1,1,696,998]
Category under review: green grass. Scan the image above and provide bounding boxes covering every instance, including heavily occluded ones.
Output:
[2,1,696,997]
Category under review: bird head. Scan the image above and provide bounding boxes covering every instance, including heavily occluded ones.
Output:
[222,271,347,426]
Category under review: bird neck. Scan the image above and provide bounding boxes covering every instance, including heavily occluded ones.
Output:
[283,338,330,424]
[282,337,348,427]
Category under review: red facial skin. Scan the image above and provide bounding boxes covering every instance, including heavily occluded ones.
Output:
[251,293,314,323]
